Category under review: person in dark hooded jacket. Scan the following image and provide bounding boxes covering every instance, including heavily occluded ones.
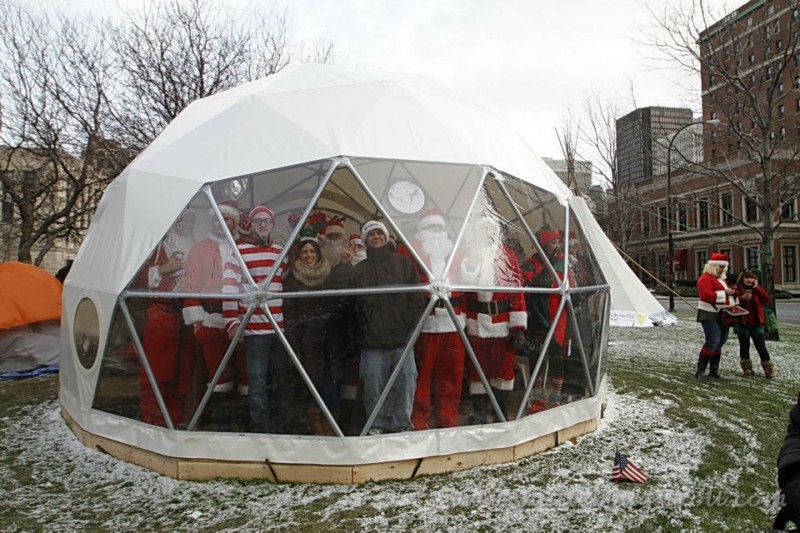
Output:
[775,393,800,529]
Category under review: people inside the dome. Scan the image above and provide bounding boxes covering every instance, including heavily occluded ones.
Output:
[318,220,349,267]
[523,226,573,414]
[283,237,338,435]
[137,209,196,428]
[223,205,294,434]
[460,217,527,425]
[182,202,249,431]
[397,209,466,430]
[350,220,424,434]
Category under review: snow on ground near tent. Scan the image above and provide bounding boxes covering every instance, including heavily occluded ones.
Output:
[0,319,792,531]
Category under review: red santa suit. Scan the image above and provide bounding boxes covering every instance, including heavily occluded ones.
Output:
[183,233,244,395]
[138,217,194,427]
[397,212,466,429]
[461,243,527,395]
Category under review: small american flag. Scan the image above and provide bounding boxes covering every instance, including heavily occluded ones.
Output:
[611,449,649,483]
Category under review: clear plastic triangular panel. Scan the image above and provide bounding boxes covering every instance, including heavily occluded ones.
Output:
[351,158,484,281]
[521,298,592,417]
[443,176,524,426]
[566,211,606,289]
[92,301,148,423]
[570,289,609,394]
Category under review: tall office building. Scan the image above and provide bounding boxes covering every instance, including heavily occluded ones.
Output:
[615,106,693,185]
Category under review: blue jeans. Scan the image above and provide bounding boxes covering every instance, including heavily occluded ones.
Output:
[700,319,730,356]
[360,347,417,433]
[244,334,294,433]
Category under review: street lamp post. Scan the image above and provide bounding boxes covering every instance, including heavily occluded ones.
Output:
[667,118,720,313]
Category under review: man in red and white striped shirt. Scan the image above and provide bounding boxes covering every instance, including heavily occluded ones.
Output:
[223,205,293,433]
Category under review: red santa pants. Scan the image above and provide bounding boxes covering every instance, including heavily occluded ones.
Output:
[139,303,193,427]
[466,335,515,393]
[194,325,235,391]
[411,332,465,429]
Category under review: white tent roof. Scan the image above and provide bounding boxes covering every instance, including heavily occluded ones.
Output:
[569,196,677,327]
[69,64,571,299]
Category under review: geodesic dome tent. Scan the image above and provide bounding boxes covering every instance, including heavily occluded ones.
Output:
[61,64,612,483]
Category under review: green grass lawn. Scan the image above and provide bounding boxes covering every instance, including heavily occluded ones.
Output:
[0,317,797,532]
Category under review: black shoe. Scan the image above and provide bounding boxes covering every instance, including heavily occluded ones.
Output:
[708,370,721,379]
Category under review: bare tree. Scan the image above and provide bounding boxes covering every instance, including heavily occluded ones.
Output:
[555,117,582,196]
[0,2,118,265]
[645,0,800,296]
[110,0,337,149]
[574,92,647,258]
[0,0,337,266]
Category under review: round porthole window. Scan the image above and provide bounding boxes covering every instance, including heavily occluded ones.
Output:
[73,298,100,369]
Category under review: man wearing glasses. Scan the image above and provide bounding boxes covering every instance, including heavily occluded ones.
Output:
[223,206,293,434]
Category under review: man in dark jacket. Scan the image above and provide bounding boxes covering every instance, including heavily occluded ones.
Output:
[353,220,424,434]
[775,392,800,529]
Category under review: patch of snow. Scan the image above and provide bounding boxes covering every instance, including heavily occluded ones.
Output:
[1,318,795,531]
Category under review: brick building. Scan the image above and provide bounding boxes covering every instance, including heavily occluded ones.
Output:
[625,0,800,293]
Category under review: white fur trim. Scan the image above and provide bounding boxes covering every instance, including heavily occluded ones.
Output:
[417,213,446,232]
[148,266,162,289]
[202,312,225,329]
[421,307,465,333]
[714,290,727,304]
[697,301,718,313]
[212,381,234,393]
[490,377,515,391]
[217,204,240,223]
[508,310,527,330]
[183,305,206,325]
[707,259,728,266]
[469,381,487,395]
[466,315,511,338]
[237,384,249,396]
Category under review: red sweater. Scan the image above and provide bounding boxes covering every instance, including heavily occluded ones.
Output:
[736,284,770,327]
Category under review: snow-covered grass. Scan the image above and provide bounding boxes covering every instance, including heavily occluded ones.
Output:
[1,317,798,532]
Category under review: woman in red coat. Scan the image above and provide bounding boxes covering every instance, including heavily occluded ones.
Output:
[734,269,775,378]
[695,253,736,379]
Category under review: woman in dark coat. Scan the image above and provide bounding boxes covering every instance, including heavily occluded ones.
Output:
[734,269,775,378]
[282,238,334,434]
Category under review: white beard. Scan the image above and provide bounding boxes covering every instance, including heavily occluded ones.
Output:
[164,230,192,259]
[475,251,497,302]
[320,238,345,266]
[351,250,367,265]
[418,229,453,277]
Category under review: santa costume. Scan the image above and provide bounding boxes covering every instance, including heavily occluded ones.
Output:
[398,209,466,429]
[460,219,526,424]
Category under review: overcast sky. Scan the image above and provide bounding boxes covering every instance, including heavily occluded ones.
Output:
[59,0,734,163]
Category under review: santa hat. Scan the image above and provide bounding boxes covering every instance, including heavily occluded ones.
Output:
[349,233,363,247]
[537,228,560,247]
[249,205,275,222]
[417,208,446,232]
[217,201,241,224]
[708,252,729,267]
[324,220,346,236]
[238,211,251,235]
[361,220,388,243]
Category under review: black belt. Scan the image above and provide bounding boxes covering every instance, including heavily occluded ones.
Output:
[152,299,182,311]
[467,300,512,316]
[435,297,462,308]
[201,301,223,314]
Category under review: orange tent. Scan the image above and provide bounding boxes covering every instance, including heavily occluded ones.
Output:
[0,261,62,330]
